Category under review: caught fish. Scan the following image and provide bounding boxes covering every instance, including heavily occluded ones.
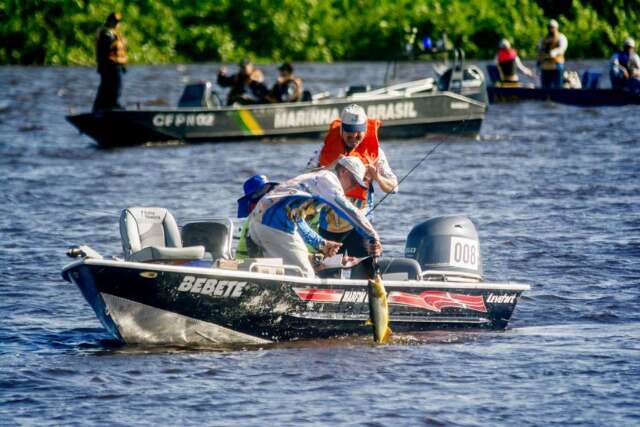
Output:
[366,274,392,344]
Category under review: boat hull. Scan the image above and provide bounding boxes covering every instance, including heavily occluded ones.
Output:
[487,86,640,106]
[62,259,529,345]
[67,92,486,147]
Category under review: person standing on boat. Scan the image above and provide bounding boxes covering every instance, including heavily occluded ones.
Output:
[236,175,279,260]
[217,58,269,105]
[248,156,382,277]
[266,62,303,103]
[536,19,568,89]
[93,12,128,112]
[305,104,397,258]
[609,38,640,92]
[495,39,533,86]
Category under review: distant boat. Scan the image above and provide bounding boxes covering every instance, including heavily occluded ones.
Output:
[486,65,640,107]
[67,63,488,148]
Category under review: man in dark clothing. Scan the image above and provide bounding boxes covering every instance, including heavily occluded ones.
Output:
[266,62,303,103]
[217,59,269,105]
[93,12,128,112]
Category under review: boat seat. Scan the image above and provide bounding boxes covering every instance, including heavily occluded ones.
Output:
[350,257,422,281]
[119,207,205,263]
[178,82,222,108]
[181,221,232,260]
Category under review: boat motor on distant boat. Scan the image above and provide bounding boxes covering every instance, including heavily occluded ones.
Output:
[66,61,487,148]
[61,208,529,346]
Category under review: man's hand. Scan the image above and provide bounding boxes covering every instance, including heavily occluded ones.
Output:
[368,240,382,257]
[321,240,342,257]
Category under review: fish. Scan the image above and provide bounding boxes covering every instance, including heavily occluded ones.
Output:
[366,274,392,344]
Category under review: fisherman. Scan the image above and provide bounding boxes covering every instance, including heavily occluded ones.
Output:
[93,12,128,111]
[305,104,398,258]
[217,58,269,105]
[536,19,568,89]
[495,39,533,86]
[266,62,303,103]
[235,175,279,260]
[609,38,640,92]
[248,156,382,277]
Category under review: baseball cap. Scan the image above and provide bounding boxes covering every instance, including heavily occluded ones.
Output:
[548,19,559,28]
[337,156,367,188]
[624,38,635,48]
[237,175,278,217]
[340,104,367,133]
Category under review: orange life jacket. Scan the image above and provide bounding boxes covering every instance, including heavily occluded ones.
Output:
[319,118,381,200]
[539,34,564,70]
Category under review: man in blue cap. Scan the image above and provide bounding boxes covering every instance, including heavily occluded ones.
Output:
[236,175,279,260]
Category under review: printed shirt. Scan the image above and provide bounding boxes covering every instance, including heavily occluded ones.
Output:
[250,170,379,248]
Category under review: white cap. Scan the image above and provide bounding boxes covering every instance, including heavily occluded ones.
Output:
[624,38,635,48]
[548,19,559,28]
[499,38,511,49]
[337,156,367,188]
[340,104,367,133]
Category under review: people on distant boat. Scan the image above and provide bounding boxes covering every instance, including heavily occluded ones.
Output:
[236,175,279,260]
[217,58,269,105]
[495,39,533,86]
[536,19,568,89]
[248,156,382,277]
[609,38,640,92]
[93,12,128,112]
[305,104,398,258]
[266,62,303,103]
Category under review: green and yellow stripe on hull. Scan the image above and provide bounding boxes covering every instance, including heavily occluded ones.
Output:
[234,109,264,136]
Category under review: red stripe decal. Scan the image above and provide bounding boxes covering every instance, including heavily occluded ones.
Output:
[293,288,344,303]
[388,291,487,313]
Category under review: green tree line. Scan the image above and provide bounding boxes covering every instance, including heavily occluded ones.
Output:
[1,0,638,65]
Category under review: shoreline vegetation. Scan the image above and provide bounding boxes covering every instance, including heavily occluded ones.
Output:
[1,0,638,65]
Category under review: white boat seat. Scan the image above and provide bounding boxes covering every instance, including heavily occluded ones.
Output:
[119,207,205,262]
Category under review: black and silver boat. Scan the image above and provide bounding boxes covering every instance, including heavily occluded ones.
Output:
[61,208,529,345]
[67,63,487,148]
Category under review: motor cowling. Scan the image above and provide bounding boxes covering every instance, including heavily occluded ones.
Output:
[404,216,483,278]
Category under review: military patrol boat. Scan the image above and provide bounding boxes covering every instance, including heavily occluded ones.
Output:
[61,208,529,345]
[66,63,487,148]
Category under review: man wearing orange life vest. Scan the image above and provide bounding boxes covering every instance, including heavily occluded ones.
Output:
[495,39,533,86]
[93,12,128,111]
[536,19,568,89]
[305,104,398,257]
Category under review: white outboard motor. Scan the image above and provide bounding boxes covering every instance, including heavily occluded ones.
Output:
[404,216,483,281]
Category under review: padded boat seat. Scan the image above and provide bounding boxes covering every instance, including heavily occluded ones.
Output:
[181,221,232,260]
[120,207,205,263]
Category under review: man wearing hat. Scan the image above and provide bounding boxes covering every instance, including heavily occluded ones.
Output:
[217,58,269,105]
[536,19,568,88]
[235,175,279,260]
[305,104,398,258]
[495,39,533,86]
[93,12,128,111]
[610,38,640,91]
[266,62,303,103]
[248,156,382,277]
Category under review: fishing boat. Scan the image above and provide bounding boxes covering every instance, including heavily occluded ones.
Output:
[61,208,530,345]
[66,63,487,148]
[486,65,640,106]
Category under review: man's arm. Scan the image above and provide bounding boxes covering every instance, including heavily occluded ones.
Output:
[367,149,398,194]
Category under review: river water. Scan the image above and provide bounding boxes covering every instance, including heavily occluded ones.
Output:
[1,62,639,426]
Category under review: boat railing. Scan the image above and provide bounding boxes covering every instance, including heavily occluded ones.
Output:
[421,269,482,282]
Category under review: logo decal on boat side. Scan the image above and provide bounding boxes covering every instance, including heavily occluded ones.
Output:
[366,102,417,121]
[486,293,516,304]
[177,275,246,298]
[388,291,487,313]
[152,113,215,128]
[293,288,344,303]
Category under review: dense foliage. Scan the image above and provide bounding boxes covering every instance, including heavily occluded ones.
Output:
[1,0,638,64]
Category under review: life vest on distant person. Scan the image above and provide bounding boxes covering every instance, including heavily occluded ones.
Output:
[96,26,127,70]
[497,48,518,82]
[539,34,564,70]
[319,118,381,201]
[272,77,303,102]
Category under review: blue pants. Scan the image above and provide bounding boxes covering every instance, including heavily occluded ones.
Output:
[541,63,564,89]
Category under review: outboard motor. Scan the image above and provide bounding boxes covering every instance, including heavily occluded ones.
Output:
[405,216,483,281]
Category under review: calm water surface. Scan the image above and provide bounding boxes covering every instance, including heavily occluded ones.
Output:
[1,62,639,426]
